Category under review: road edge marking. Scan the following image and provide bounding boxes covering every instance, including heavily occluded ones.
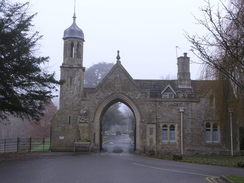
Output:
[133,162,212,177]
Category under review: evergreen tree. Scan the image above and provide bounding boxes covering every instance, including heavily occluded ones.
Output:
[0,1,59,120]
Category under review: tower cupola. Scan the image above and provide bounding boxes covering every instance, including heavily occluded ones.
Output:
[63,14,84,41]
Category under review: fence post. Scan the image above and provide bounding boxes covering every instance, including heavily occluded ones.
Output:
[43,137,45,152]
[17,137,20,152]
[29,137,32,152]
[4,138,6,152]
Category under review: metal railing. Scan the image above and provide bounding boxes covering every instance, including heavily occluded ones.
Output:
[0,137,50,153]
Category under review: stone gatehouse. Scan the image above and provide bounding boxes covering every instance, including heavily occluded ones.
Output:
[51,15,243,155]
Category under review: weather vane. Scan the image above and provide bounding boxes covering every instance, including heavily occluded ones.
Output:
[73,0,77,21]
[74,0,76,14]
[176,46,180,58]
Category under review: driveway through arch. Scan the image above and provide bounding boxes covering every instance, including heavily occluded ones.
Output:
[93,93,141,152]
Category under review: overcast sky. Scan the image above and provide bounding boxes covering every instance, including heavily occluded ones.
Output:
[15,0,222,81]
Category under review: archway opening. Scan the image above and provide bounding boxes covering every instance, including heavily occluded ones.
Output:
[100,101,136,153]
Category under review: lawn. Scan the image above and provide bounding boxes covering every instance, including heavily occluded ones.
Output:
[30,138,50,152]
[225,175,244,183]
[31,144,50,152]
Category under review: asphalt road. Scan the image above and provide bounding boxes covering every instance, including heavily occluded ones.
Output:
[0,136,243,183]
[102,134,134,153]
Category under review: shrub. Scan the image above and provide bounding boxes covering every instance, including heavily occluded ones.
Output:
[148,150,155,156]
[172,155,183,161]
[237,162,244,168]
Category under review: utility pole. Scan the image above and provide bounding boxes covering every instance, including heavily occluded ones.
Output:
[229,108,234,156]
[155,102,158,154]
[180,107,184,155]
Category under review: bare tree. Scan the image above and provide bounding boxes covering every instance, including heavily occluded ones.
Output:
[84,62,114,88]
[186,0,244,94]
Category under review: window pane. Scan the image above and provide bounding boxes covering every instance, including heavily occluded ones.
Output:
[212,131,218,142]
[162,125,168,142]
[212,123,218,142]
[206,123,211,128]
[213,123,218,130]
[205,123,211,142]
[169,125,175,142]
[163,125,167,129]
[206,131,211,142]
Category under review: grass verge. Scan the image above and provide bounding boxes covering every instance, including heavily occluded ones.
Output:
[182,155,244,167]
[150,154,244,167]
[225,175,244,183]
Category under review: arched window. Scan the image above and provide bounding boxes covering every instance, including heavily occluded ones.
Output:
[149,127,153,135]
[205,123,211,142]
[77,43,81,58]
[68,116,71,125]
[70,42,75,58]
[212,123,219,142]
[162,125,168,142]
[69,77,73,87]
[169,125,175,142]
[209,95,215,107]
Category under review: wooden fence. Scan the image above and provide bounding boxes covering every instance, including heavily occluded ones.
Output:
[0,137,50,153]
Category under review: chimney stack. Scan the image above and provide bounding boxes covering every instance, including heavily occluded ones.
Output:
[177,53,191,88]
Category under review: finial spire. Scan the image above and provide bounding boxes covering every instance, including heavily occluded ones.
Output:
[73,0,77,23]
[116,50,121,63]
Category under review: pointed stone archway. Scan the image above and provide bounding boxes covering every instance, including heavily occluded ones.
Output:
[93,93,142,152]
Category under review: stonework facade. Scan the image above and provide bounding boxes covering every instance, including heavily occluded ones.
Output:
[51,16,243,155]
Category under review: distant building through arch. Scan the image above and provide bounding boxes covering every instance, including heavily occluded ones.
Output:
[93,93,141,151]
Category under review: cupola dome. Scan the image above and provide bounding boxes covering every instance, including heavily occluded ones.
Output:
[63,15,84,41]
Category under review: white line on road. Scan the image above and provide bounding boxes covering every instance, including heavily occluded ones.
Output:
[206,177,219,183]
[133,162,212,177]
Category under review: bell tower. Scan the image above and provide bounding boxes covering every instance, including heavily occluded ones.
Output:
[60,13,85,109]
